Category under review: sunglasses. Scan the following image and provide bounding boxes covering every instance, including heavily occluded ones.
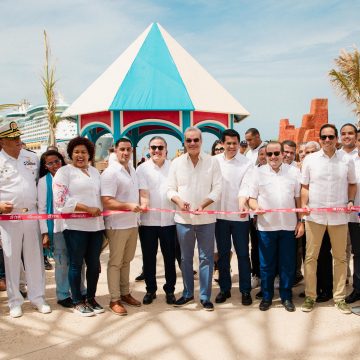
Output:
[266,151,281,157]
[320,135,336,140]
[214,147,224,152]
[45,159,61,167]
[150,145,165,151]
[185,138,200,143]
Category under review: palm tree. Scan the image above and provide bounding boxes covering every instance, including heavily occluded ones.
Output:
[329,47,360,129]
[41,30,59,146]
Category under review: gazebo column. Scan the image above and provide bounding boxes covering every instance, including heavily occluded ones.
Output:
[181,111,191,143]
[112,111,121,141]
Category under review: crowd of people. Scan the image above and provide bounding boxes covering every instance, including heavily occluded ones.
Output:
[0,120,359,318]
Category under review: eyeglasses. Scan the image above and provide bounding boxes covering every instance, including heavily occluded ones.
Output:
[320,135,336,140]
[150,145,165,151]
[214,147,224,152]
[45,159,61,167]
[185,138,200,143]
[266,151,281,157]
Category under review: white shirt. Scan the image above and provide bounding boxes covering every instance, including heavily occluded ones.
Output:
[53,164,105,232]
[249,163,301,231]
[136,159,175,227]
[0,149,39,213]
[350,155,360,223]
[38,174,64,234]
[215,152,252,221]
[101,161,139,230]
[301,149,357,225]
[167,152,222,225]
[338,147,358,160]
[246,142,265,164]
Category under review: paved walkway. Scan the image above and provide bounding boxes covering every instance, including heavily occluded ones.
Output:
[1,243,360,360]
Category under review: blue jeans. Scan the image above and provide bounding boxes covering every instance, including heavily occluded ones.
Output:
[139,225,176,294]
[258,230,296,301]
[349,222,360,292]
[215,219,251,293]
[63,229,103,304]
[53,232,86,301]
[176,223,215,301]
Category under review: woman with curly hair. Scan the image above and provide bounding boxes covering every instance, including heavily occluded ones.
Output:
[53,137,105,316]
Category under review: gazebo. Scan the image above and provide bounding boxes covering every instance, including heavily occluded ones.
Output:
[62,23,249,148]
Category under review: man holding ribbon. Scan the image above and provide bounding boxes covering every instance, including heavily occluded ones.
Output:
[0,121,51,317]
[136,136,177,305]
[248,141,303,312]
[168,127,222,311]
[300,124,357,314]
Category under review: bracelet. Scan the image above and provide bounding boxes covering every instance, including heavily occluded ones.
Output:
[298,218,305,223]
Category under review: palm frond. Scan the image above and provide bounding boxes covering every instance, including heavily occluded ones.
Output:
[0,104,19,111]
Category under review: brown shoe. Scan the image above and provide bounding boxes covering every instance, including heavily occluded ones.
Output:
[121,294,141,307]
[0,278,6,292]
[109,300,127,316]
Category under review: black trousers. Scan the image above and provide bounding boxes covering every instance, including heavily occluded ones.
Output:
[139,225,177,294]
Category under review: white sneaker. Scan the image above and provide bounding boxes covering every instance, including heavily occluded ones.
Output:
[251,275,260,289]
[10,305,23,318]
[274,276,280,289]
[34,303,52,314]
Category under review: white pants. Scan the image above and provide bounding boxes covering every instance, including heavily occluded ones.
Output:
[0,219,45,309]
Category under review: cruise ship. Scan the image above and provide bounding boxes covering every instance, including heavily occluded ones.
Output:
[1,97,78,154]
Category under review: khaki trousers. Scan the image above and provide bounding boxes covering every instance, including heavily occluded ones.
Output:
[106,227,138,301]
[304,221,347,301]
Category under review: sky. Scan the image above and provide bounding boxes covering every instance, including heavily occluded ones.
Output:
[1,0,360,155]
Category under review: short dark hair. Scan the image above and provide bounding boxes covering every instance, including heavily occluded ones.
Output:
[67,136,95,161]
[340,123,357,133]
[39,150,66,178]
[282,140,296,149]
[319,124,338,138]
[115,137,132,147]
[245,128,260,136]
[221,129,240,143]
[266,141,284,152]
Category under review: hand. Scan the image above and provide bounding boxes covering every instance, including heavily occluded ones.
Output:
[346,201,354,214]
[86,207,102,217]
[301,205,311,217]
[129,203,141,213]
[0,201,13,214]
[295,222,304,238]
[140,204,148,213]
[178,200,191,212]
[193,205,204,215]
[42,233,50,248]
[254,207,265,215]
[239,204,249,219]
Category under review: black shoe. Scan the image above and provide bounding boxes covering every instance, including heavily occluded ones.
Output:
[20,290,27,299]
[173,296,194,307]
[86,298,105,314]
[316,292,333,303]
[259,299,272,311]
[299,291,305,298]
[73,302,95,317]
[242,292,253,306]
[200,300,214,311]
[345,290,360,304]
[215,291,231,304]
[135,272,145,282]
[166,293,176,305]
[293,274,304,287]
[44,256,53,271]
[143,292,156,305]
[57,297,74,308]
[255,290,263,300]
[282,299,296,312]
